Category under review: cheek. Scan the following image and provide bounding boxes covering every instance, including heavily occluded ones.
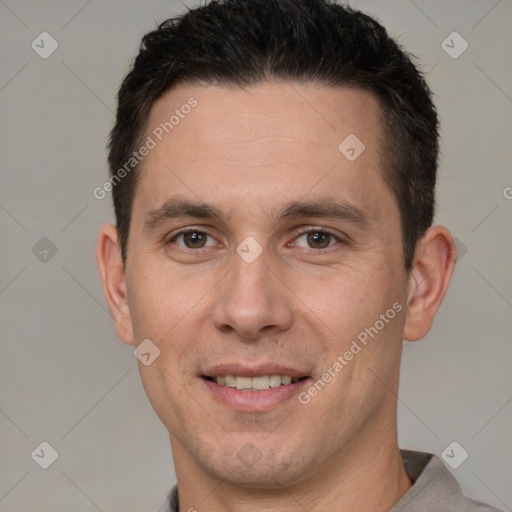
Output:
[287,263,398,344]
[132,279,203,427]
[126,262,216,395]
[126,261,206,341]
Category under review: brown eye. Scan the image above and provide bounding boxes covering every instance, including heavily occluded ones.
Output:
[306,231,331,249]
[294,230,338,250]
[171,230,214,249]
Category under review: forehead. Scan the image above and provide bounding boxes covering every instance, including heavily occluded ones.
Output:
[133,82,393,226]
[147,81,382,151]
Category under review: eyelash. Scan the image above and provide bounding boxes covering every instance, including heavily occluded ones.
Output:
[166,227,344,254]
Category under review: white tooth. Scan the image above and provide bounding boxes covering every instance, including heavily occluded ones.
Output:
[218,375,294,389]
[235,376,252,389]
[269,375,282,387]
[252,375,270,390]
[225,375,236,387]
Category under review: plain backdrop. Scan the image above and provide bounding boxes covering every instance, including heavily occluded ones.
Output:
[1,0,511,510]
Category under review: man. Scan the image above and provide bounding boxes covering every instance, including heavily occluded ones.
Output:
[96,0,502,510]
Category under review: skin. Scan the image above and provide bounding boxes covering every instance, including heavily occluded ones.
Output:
[97,82,456,511]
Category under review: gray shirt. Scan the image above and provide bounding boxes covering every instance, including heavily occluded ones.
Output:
[154,450,503,511]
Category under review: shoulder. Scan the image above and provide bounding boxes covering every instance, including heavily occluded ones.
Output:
[395,450,504,512]
[448,490,505,512]
[450,495,505,511]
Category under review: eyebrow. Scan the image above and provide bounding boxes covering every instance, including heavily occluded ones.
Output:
[144,196,370,230]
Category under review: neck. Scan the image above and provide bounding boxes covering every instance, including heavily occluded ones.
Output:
[172,427,411,512]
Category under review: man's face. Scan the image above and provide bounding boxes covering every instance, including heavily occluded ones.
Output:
[123,82,410,487]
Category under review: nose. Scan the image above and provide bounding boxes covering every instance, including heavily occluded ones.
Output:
[212,247,294,341]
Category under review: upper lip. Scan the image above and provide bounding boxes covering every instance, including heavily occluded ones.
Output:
[202,363,310,379]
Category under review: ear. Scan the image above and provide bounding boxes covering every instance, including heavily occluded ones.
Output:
[403,225,457,342]
[96,224,134,345]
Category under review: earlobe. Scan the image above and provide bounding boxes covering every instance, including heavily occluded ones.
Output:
[96,224,135,345]
[403,225,457,342]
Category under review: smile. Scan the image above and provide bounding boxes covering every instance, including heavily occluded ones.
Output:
[204,375,305,391]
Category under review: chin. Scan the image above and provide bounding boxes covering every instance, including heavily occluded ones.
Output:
[206,462,306,489]
[195,441,313,489]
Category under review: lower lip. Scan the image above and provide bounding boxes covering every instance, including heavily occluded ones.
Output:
[202,377,311,412]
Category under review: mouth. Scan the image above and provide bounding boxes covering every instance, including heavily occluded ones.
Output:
[202,374,309,391]
[200,367,311,412]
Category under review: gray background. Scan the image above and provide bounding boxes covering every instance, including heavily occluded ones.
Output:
[1,0,511,510]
